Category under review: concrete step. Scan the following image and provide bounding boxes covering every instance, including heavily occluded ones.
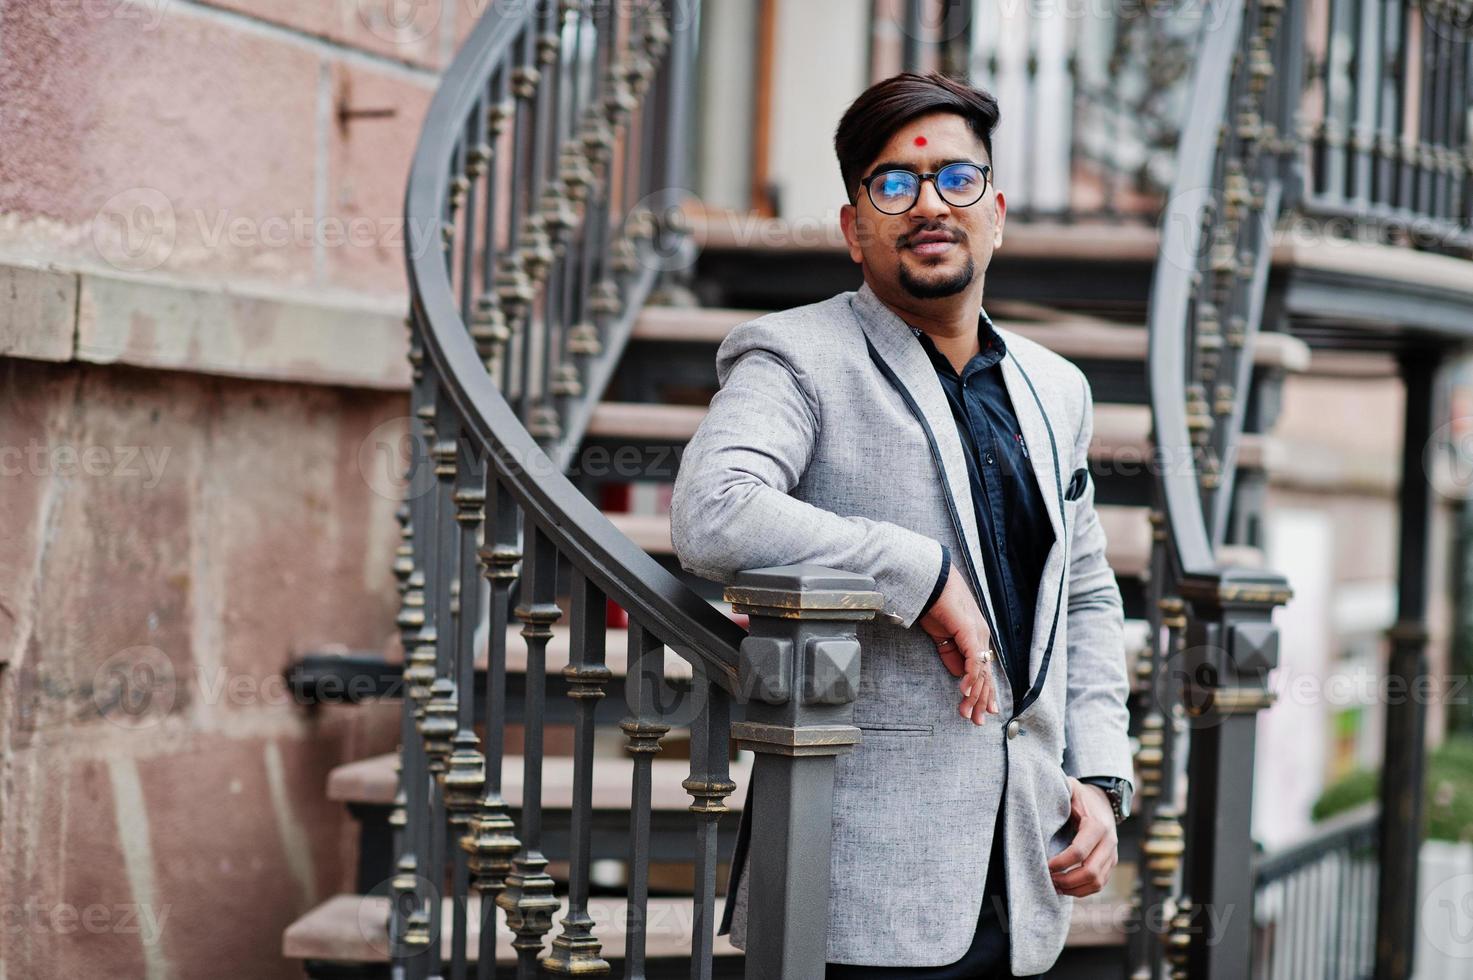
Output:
[632,305,1310,374]
[283,892,739,966]
[329,752,754,812]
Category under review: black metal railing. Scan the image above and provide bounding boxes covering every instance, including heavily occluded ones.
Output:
[1139,1,1298,978]
[1296,0,1473,253]
[882,0,1196,221]
[1252,806,1381,980]
[396,1,871,977]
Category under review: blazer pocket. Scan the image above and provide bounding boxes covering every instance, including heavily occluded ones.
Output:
[854,721,933,737]
[1064,466,1089,501]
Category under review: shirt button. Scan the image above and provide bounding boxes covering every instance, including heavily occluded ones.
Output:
[1006,719,1021,739]
[985,454,995,465]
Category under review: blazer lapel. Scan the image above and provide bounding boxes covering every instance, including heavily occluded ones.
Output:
[998,339,1068,695]
[850,283,1003,656]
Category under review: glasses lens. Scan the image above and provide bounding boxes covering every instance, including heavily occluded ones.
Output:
[869,171,919,214]
[935,163,987,207]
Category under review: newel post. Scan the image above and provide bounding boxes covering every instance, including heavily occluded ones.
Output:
[722,565,883,980]
[1178,565,1291,979]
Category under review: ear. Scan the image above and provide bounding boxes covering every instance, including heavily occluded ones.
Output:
[839,202,864,264]
[992,189,1007,250]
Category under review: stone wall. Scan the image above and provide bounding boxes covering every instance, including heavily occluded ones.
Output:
[0,2,482,976]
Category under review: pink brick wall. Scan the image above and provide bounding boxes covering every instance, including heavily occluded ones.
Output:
[0,2,474,976]
[0,0,441,298]
[0,359,407,979]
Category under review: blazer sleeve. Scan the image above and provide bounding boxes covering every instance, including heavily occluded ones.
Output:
[1060,371,1135,788]
[669,319,947,629]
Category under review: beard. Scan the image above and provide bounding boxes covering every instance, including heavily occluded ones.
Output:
[897,252,975,299]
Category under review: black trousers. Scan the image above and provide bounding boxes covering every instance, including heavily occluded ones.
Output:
[824,799,1042,979]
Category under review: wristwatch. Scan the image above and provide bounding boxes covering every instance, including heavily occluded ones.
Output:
[1080,776,1133,824]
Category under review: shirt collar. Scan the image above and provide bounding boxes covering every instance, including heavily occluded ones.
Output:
[908,306,1007,375]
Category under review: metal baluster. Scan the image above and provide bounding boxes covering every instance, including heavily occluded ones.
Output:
[531,0,572,443]
[500,517,562,978]
[1394,4,1419,218]
[404,385,443,979]
[568,0,616,365]
[462,99,486,325]
[1415,10,1437,220]
[397,323,436,980]
[611,1,648,284]
[1351,0,1381,209]
[389,500,417,980]
[620,621,670,980]
[522,0,559,437]
[1323,0,1354,204]
[501,22,540,413]
[447,136,464,278]
[1444,18,1468,235]
[422,403,465,980]
[1374,0,1403,215]
[588,0,632,335]
[467,476,522,980]
[684,676,734,980]
[475,68,514,386]
[444,438,488,980]
[552,2,592,425]
[544,569,612,973]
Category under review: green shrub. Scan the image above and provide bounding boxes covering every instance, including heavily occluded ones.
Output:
[1312,735,1473,842]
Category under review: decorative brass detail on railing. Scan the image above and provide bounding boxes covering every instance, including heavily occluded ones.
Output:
[442,730,486,825]
[464,785,520,893]
[1134,711,1166,800]
[620,717,671,755]
[1158,596,1186,630]
[1143,806,1186,888]
[562,661,612,700]
[421,677,458,772]
[682,775,738,817]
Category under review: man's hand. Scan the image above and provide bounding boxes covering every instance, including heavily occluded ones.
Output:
[917,568,999,725]
[1047,778,1119,896]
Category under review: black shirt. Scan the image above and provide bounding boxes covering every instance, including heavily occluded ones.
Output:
[911,312,1055,709]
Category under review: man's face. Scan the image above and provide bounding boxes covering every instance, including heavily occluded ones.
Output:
[840,111,1006,302]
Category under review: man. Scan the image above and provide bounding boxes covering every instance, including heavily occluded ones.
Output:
[669,72,1134,977]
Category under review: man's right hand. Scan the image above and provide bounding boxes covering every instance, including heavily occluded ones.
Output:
[917,568,1000,726]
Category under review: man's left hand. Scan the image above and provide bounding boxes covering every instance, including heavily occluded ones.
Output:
[1047,778,1118,897]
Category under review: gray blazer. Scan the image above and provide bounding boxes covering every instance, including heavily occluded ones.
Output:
[669,281,1134,974]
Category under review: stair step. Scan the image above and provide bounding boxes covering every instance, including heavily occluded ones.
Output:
[329,752,754,811]
[283,892,739,965]
[612,505,1177,580]
[586,401,1271,470]
[632,306,1310,374]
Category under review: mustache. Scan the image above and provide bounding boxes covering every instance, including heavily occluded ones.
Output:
[899,226,967,248]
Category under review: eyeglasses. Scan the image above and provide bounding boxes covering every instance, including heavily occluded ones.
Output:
[859,162,992,215]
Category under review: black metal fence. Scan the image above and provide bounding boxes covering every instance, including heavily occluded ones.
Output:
[1252,807,1381,980]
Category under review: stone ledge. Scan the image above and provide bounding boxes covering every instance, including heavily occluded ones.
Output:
[1,258,410,391]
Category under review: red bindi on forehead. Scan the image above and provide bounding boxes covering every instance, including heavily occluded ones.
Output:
[914,136,928,147]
